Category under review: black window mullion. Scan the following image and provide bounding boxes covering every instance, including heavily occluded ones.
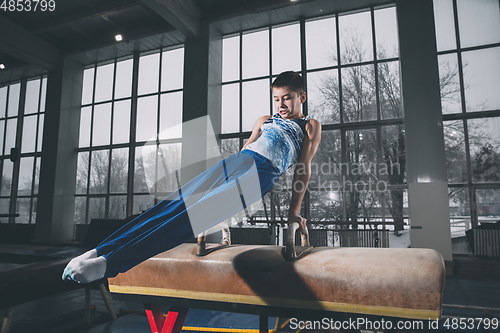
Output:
[239,31,243,148]
[0,84,10,192]
[128,51,140,216]
[451,0,476,228]
[269,26,273,116]
[299,17,311,222]
[155,50,163,204]
[9,78,27,223]
[85,64,98,223]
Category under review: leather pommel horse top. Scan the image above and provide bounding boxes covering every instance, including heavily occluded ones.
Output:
[108,244,445,320]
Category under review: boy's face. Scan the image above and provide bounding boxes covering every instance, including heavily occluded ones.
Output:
[272,86,306,119]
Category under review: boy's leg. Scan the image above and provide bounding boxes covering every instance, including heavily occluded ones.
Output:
[63,151,278,282]
[102,151,278,278]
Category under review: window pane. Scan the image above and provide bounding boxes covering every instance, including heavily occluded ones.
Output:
[346,129,378,185]
[272,23,301,75]
[307,69,339,125]
[444,120,467,184]
[468,117,500,183]
[476,189,500,222]
[0,199,9,217]
[92,103,112,146]
[221,138,239,159]
[21,115,37,153]
[342,65,377,122]
[223,35,240,82]
[449,188,470,232]
[384,189,409,239]
[2,159,13,196]
[82,68,95,105]
[76,152,89,195]
[115,59,133,99]
[37,114,44,152]
[0,120,5,155]
[242,30,269,79]
[161,48,184,91]
[457,0,500,48]
[310,130,342,187]
[7,83,20,116]
[25,79,40,115]
[33,157,40,195]
[157,143,182,193]
[74,197,87,224]
[0,86,7,118]
[40,77,47,112]
[95,63,114,103]
[159,92,182,140]
[222,83,240,134]
[374,7,398,59]
[339,11,373,64]
[18,157,34,194]
[112,99,131,144]
[138,53,160,95]
[32,198,38,224]
[134,145,156,193]
[306,17,337,69]
[381,125,406,185]
[133,195,154,214]
[110,148,129,193]
[343,129,383,225]
[89,150,109,194]
[462,47,500,112]
[109,196,127,219]
[309,190,343,221]
[345,190,381,224]
[433,0,457,52]
[242,79,270,132]
[89,197,106,220]
[79,107,92,148]
[378,61,401,119]
[136,96,158,142]
[16,198,31,224]
[438,53,462,115]
[5,119,17,153]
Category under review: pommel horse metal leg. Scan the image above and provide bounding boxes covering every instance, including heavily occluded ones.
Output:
[196,222,231,256]
[144,304,188,333]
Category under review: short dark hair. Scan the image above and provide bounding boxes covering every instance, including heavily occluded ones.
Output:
[270,71,305,94]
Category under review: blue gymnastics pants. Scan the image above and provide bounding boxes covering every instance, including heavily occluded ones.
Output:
[95,149,280,278]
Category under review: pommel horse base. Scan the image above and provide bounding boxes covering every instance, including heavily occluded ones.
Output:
[108,223,445,333]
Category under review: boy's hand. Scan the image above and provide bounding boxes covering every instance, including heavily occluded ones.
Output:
[287,212,307,232]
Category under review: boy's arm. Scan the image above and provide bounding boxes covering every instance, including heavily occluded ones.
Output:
[288,119,322,231]
[240,115,272,151]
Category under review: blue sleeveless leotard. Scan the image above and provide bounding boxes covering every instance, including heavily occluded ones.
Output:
[245,113,310,174]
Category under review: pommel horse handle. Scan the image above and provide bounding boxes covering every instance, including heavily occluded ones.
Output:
[196,222,231,256]
[284,222,312,261]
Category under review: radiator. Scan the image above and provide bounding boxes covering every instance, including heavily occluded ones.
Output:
[473,229,500,257]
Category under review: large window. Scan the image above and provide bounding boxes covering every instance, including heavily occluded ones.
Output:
[221,6,404,241]
[434,0,500,245]
[0,77,46,223]
[77,46,184,224]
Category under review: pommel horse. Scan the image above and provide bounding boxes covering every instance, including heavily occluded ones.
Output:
[108,223,445,333]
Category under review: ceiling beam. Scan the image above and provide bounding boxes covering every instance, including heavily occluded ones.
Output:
[141,0,201,40]
[33,0,140,34]
[0,15,61,71]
